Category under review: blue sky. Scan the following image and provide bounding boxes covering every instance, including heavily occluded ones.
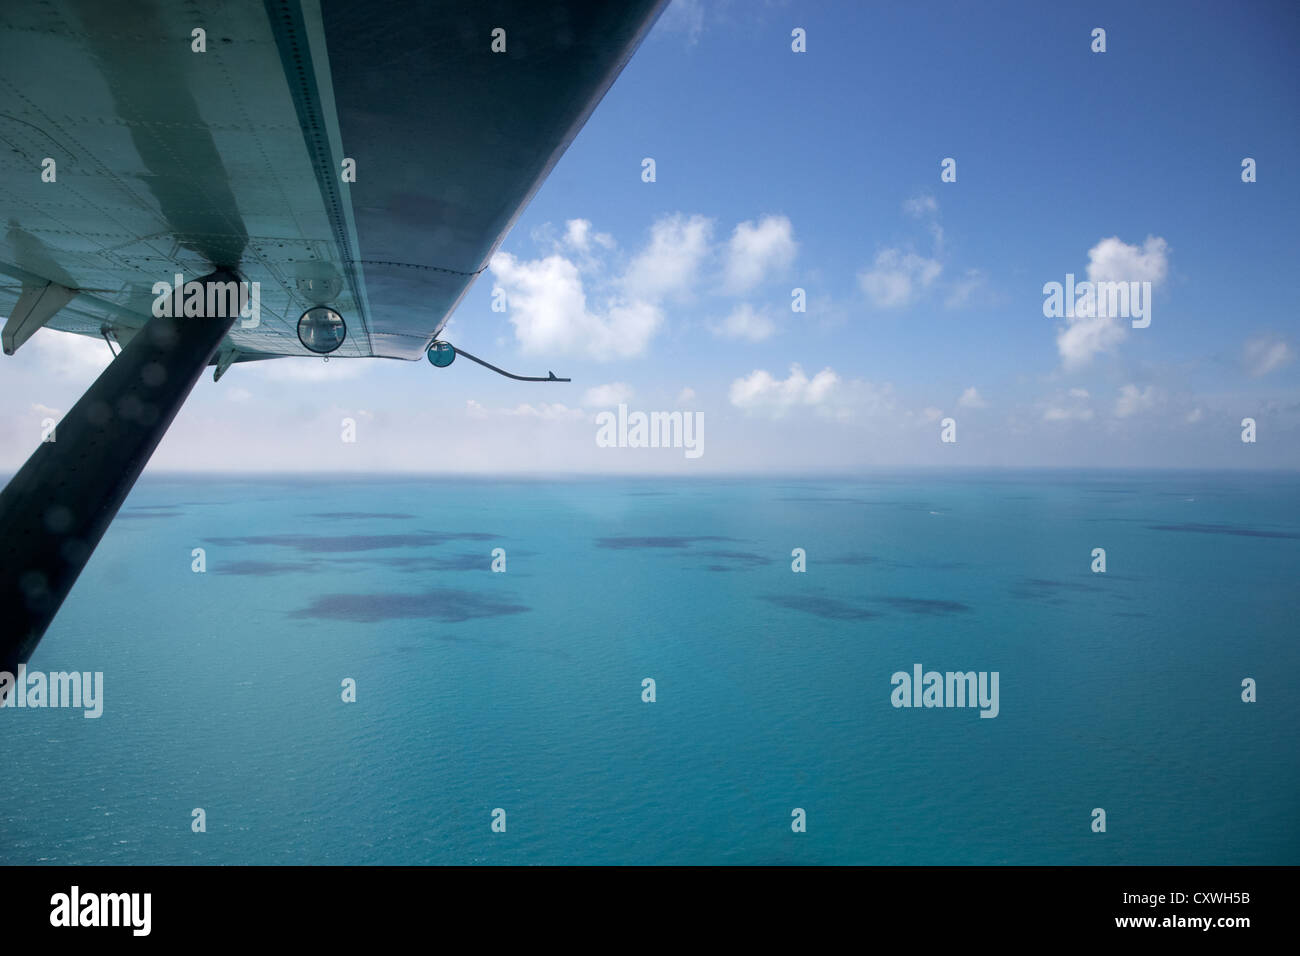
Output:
[3,0,1298,472]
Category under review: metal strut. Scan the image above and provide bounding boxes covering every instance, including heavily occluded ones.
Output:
[0,270,240,682]
[100,325,119,356]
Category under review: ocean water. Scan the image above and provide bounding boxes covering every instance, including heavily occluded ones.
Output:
[2,470,1297,865]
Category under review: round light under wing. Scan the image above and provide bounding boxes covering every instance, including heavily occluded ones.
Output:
[297,307,347,354]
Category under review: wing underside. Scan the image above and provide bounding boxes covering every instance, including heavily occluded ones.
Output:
[0,0,666,362]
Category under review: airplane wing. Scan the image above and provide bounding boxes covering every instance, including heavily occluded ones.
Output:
[0,0,666,362]
[0,0,668,678]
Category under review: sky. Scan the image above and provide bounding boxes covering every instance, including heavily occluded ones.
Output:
[3,0,1298,473]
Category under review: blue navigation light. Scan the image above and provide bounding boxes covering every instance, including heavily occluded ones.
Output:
[427,341,456,367]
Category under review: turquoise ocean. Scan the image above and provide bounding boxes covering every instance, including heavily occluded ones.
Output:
[2,470,1297,865]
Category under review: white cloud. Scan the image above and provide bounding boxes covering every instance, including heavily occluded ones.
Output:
[723,215,797,293]
[676,386,696,404]
[621,213,713,302]
[583,382,633,407]
[1057,235,1170,369]
[243,356,368,382]
[903,195,938,219]
[1186,407,1204,424]
[489,252,662,360]
[465,399,587,422]
[565,219,591,251]
[1089,235,1170,286]
[1114,384,1161,418]
[1243,335,1293,377]
[729,363,840,414]
[945,268,988,309]
[1043,389,1094,422]
[562,218,614,254]
[1044,405,1094,422]
[957,386,987,409]
[25,328,112,380]
[493,211,800,360]
[657,0,704,45]
[713,303,776,342]
[859,248,942,309]
[1056,314,1128,371]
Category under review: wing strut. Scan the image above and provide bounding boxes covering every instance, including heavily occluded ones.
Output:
[0,270,239,685]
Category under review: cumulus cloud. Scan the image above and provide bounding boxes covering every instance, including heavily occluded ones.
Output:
[902,195,938,219]
[713,303,776,342]
[957,386,987,409]
[657,0,704,45]
[465,400,587,422]
[1089,235,1170,286]
[729,363,840,414]
[243,356,368,382]
[493,211,804,360]
[489,251,662,360]
[1114,384,1162,418]
[1056,313,1127,370]
[1243,335,1293,377]
[583,382,633,407]
[723,215,797,293]
[621,213,713,302]
[563,218,614,253]
[1044,405,1093,422]
[1043,388,1094,422]
[859,248,942,309]
[1056,235,1169,369]
[945,268,989,309]
[24,328,112,380]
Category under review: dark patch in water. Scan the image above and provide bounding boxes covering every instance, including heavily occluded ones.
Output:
[290,588,528,623]
[596,535,735,549]
[822,553,879,566]
[1147,523,1300,540]
[763,595,879,620]
[1008,577,1135,604]
[880,596,972,615]
[203,531,499,552]
[215,559,319,575]
[350,553,489,572]
[1010,578,1100,601]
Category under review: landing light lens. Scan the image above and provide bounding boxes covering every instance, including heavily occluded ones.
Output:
[297,307,347,354]
[427,341,456,368]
